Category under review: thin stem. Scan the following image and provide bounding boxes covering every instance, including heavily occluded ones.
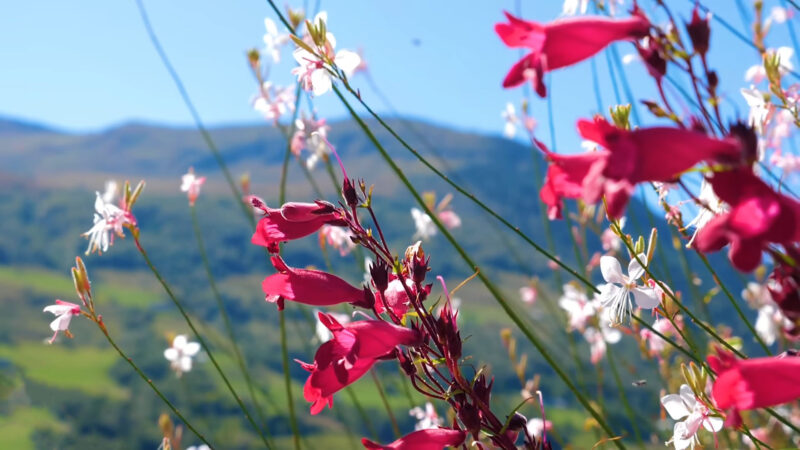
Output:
[371,369,401,438]
[98,325,214,448]
[329,86,626,449]
[344,386,379,440]
[279,310,302,450]
[605,347,645,449]
[132,234,272,448]
[190,205,272,440]
[133,0,252,223]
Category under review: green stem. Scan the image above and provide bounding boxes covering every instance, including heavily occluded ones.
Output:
[330,86,625,449]
[279,310,302,450]
[97,322,214,448]
[133,234,272,448]
[605,347,644,449]
[190,205,272,440]
[345,386,379,440]
[371,369,401,438]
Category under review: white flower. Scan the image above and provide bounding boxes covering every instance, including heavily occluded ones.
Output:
[661,384,723,449]
[263,17,289,63]
[525,418,553,439]
[409,402,443,430]
[686,179,727,247]
[558,284,597,331]
[186,446,211,450]
[164,335,201,376]
[741,86,773,134]
[290,13,360,96]
[743,281,789,346]
[253,81,295,122]
[43,300,82,344]
[411,208,436,240]
[501,102,518,138]
[583,316,621,364]
[520,286,537,304]
[597,254,659,324]
[82,184,135,255]
[180,168,206,206]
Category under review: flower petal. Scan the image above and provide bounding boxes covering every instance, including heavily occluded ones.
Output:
[632,287,660,310]
[660,394,690,420]
[600,256,624,283]
[627,254,646,280]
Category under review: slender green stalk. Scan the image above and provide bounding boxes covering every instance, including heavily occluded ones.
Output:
[132,234,272,448]
[278,310,302,450]
[345,386,379,440]
[190,205,272,439]
[330,86,626,449]
[133,0,252,223]
[605,348,644,449]
[371,369,401,438]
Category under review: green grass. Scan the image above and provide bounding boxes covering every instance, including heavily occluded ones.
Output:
[0,406,67,450]
[0,265,161,309]
[0,343,128,400]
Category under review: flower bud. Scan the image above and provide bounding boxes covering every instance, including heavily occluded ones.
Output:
[457,402,482,436]
[686,8,710,56]
[369,260,390,293]
[342,178,359,208]
[398,350,416,377]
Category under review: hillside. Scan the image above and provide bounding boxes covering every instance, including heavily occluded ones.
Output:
[0,116,753,449]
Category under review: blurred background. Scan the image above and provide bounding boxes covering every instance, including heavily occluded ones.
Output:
[0,0,797,448]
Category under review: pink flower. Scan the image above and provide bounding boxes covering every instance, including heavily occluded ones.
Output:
[82,182,137,255]
[361,428,467,450]
[539,118,740,219]
[301,312,421,414]
[251,201,345,251]
[43,300,82,344]
[374,278,431,318]
[708,350,800,427]
[520,286,538,304]
[437,210,461,229]
[694,167,800,272]
[496,12,649,97]
[180,168,206,206]
[262,256,366,309]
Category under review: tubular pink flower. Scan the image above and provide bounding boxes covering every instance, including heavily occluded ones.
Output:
[301,313,421,414]
[262,256,365,308]
[496,11,650,97]
[539,118,740,219]
[694,167,800,272]
[708,350,800,427]
[361,428,467,450]
[251,201,345,250]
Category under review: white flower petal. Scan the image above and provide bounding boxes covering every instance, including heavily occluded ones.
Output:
[702,416,723,432]
[49,314,72,332]
[661,394,690,420]
[600,256,625,284]
[632,287,660,310]
[183,342,201,356]
[311,70,332,96]
[173,335,188,350]
[334,50,361,77]
[627,254,646,280]
[164,348,179,361]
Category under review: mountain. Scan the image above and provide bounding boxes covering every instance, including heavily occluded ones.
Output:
[0,116,751,449]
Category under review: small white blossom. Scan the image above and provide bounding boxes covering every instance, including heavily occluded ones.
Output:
[43,300,82,344]
[597,254,659,324]
[661,384,723,449]
[409,402,443,430]
[164,335,201,376]
[686,180,727,248]
[411,208,436,240]
[82,183,135,255]
[263,17,289,63]
[501,102,518,138]
[558,284,597,331]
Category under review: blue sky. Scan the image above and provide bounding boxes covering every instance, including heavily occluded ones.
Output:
[1,0,797,148]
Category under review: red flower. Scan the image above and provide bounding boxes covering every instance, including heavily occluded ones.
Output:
[708,350,800,427]
[539,118,739,219]
[251,201,345,251]
[301,313,421,414]
[361,428,467,450]
[496,12,649,97]
[694,168,800,272]
[262,256,365,309]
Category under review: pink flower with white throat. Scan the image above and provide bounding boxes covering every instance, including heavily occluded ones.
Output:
[43,300,82,344]
[660,384,723,450]
[164,334,201,377]
[181,168,206,206]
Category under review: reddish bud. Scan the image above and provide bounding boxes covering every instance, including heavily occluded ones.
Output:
[686,7,711,56]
